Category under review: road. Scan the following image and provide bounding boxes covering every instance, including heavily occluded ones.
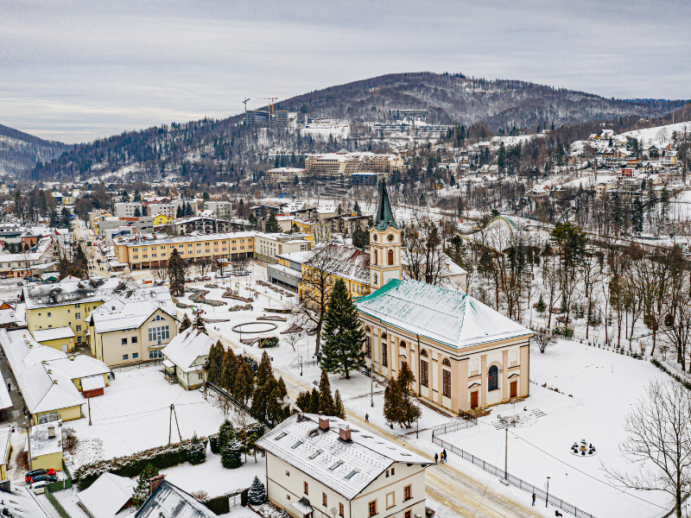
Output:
[198,282,542,518]
[73,221,112,278]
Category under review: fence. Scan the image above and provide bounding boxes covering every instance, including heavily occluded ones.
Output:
[432,435,596,518]
[206,382,270,427]
[45,489,71,518]
[111,359,162,373]
[430,417,477,435]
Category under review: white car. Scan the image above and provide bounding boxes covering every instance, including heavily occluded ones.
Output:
[30,480,49,494]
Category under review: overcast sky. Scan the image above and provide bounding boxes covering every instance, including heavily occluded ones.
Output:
[2,0,690,144]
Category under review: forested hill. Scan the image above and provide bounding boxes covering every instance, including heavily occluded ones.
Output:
[275,72,686,129]
[23,72,688,183]
[0,124,70,176]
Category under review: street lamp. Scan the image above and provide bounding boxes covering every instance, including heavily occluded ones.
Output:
[545,476,550,508]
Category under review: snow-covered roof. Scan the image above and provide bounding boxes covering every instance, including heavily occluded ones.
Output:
[0,308,23,327]
[81,375,106,392]
[24,277,133,310]
[88,288,176,334]
[29,420,62,457]
[162,327,213,373]
[304,244,370,285]
[78,472,136,518]
[2,487,54,518]
[32,326,75,343]
[135,480,217,518]
[355,280,532,350]
[0,329,108,414]
[256,414,429,500]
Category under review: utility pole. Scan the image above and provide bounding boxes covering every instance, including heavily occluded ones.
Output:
[370,357,374,408]
[545,476,550,508]
[242,98,250,126]
[505,426,508,480]
[88,397,92,426]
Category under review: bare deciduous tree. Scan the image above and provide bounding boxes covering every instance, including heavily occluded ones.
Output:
[606,379,691,518]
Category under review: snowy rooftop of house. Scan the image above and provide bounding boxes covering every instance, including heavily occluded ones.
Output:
[256,414,429,500]
[24,277,133,310]
[0,236,54,264]
[0,370,11,411]
[134,480,217,518]
[355,280,532,350]
[88,289,176,334]
[32,326,75,343]
[29,420,63,457]
[304,244,370,284]
[115,232,254,248]
[78,472,136,518]
[0,308,23,327]
[0,329,109,414]
[2,487,54,518]
[162,327,213,373]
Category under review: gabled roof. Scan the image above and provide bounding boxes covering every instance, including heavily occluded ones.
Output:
[373,180,398,231]
[2,487,54,518]
[256,414,429,501]
[355,279,532,350]
[88,288,176,334]
[24,277,132,310]
[135,480,217,518]
[162,327,214,373]
[78,473,135,518]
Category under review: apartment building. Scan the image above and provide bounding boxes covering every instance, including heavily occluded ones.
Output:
[305,151,403,177]
[203,201,233,219]
[148,203,177,219]
[114,203,143,218]
[254,232,311,263]
[113,232,255,270]
[256,414,429,518]
[174,216,230,235]
[265,167,306,186]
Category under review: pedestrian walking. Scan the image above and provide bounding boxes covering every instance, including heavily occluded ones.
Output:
[532,493,536,506]
[443,448,447,461]
[365,413,369,423]
[6,383,10,392]
[434,453,438,464]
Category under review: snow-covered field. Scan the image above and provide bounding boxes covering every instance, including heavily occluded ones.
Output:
[433,340,670,518]
[66,366,233,468]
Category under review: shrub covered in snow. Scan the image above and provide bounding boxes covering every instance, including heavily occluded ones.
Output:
[221,439,243,469]
[187,434,207,465]
[73,436,209,490]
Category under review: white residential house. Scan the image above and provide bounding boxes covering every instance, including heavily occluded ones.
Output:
[78,472,136,518]
[161,326,214,390]
[256,414,430,518]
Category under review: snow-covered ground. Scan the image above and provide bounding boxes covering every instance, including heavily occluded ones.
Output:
[66,366,235,469]
[430,340,670,518]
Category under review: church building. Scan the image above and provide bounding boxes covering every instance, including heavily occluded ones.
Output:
[355,182,532,412]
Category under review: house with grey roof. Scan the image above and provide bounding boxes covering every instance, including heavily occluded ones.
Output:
[256,414,429,518]
[135,476,217,518]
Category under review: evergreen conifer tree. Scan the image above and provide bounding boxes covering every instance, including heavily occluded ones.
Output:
[384,363,420,428]
[295,390,311,412]
[266,378,288,426]
[219,348,238,392]
[233,361,255,404]
[218,419,235,450]
[194,314,207,333]
[353,200,361,215]
[309,388,321,413]
[318,369,336,416]
[334,390,346,419]
[221,439,243,469]
[132,464,160,508]
[168,249,185,296]
[536,294,546,313]
[186,433,207,465]
[264,213,280,233]
[247,476,267,505]
[321,279,366,379]
[179,314,192,331]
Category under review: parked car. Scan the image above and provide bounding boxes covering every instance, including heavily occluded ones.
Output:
[30,481,49,494]
[30,474,57,484]
[25,469,56,483]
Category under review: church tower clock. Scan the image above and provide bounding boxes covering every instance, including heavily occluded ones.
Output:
[370,180,402,290]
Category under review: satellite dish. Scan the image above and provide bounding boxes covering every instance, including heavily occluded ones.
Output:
[330,508,337,517]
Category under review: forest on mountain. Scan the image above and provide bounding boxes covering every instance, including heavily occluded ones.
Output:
[0,123,71,176]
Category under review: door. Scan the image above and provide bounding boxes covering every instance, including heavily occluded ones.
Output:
[510,381,518,398]
[470,391,479,409]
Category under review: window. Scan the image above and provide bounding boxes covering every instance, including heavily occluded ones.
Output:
[381,334,388,367]
[47,312,51,317]
[386,492,395,509]
[149,350,163,360]
[76,325,82,332]
[368,500,377,517]
[488,365,499,391]
[123,354,129,361]
[285,470,290,476]
[345,470,357,480]
[387,249,394,265]
[149,326,170,342]
[442,358,451,367]
[405,511,412,518]
[339,503,344,517]
[365,335,371,358]
[329,461,343,471]
[132,337,138,344]
[75,313,81,320]
[133,353,139,359]
[304,482,309,495]
[77,336,82,344]
[121,338,128,345]
[75,303,80,308]
[391,467,395,475]
[421,360,429,387]
[322,493,327,506]
[404,484,412,501]
[443,369,451,398]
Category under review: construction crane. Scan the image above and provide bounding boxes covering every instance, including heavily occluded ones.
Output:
[242,98,250,124]
[256,97,278,117]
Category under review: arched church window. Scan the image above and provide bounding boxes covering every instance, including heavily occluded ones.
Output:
[372,249,378,265]
[420,349,428,357]
[364,327,371,358]
[381,333,388,367]
[442,358,451,367]
[488,365,499,391]
[388,249,394,265]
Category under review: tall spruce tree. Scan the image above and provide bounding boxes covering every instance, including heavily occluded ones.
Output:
[321,279,366,379]
[264,212,280,233]
[132,465,160,508]
[233,361,255,404]
[318,369,336,416]
[334,389,346,419]
[179,314,192,331]
[384,363,421,428]
[219,348,238,392]
[168,248,185,296]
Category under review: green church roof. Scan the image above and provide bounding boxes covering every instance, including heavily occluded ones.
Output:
[373,180,398,231]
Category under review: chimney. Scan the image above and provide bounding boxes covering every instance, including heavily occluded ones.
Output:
[149,475,165,495]
[319,418,330,431]
[339,425,351,442]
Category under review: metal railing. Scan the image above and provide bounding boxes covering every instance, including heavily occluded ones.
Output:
[430,417,477,435]
[432,435,596,518]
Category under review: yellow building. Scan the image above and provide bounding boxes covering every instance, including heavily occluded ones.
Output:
[25,277,130,348]
[154,214,172,226]
[28,421,63,472]
[113,232,255,270]
[0,427,12,481]
[32,327,75,352]
[291,220,330,243]
[88,290,177,366]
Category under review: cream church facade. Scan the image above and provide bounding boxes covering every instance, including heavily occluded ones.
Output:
[355,182,532,413]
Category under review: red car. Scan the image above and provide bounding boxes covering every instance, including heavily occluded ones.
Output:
[25,469,56,483]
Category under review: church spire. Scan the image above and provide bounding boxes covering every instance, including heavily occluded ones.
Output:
[374,180,398,231]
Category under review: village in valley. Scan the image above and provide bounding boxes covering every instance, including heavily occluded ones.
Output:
[1,49,691,518]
